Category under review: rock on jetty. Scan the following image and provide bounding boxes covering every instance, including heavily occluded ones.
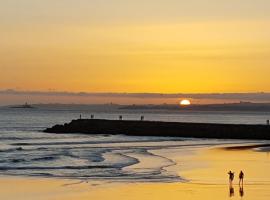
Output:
[44,119,270,140]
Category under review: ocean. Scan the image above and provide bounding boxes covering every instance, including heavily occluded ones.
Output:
[0,105,269,182]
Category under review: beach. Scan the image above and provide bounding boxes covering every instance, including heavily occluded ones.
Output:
[1,107,270,199]
[2,0,270,199]
[1,142,270,200]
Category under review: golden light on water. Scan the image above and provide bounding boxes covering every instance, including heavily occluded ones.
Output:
[180,99,191,106]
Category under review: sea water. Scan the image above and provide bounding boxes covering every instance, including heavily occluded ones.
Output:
[0,105,269,182]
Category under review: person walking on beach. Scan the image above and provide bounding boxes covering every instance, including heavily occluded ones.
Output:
[239,171,244,185]
[228,171,235,185]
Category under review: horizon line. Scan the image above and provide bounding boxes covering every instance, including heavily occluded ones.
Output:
[1,89,269,98]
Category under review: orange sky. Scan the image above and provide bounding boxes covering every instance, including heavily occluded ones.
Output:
[1,1,270,93]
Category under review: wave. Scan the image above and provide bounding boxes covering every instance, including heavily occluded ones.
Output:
[0,147,24,153]
[0,144,185,182]
[10,138,185,146]
[31,156,56,162]
[1,131,247,182]
[0,165,112,171]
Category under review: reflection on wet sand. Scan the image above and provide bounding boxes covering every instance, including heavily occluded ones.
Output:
[229,185,244,198]
[239,185,244,197]
[229,185,235,197]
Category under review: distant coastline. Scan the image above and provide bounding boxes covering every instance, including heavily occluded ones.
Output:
[3,102,270,112]
[45,119,270,140]
[120,102,270,112]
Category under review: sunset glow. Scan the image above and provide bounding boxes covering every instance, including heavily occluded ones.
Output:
[180,99,191,106]
[1,1,270,200]
[0,1,270,94]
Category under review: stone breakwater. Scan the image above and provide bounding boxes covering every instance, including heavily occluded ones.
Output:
[44,119,270,140]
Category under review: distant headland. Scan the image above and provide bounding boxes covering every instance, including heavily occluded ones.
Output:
[120,102,270,112]
[44,119,270,140]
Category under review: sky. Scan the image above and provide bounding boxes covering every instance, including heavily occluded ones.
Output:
[1,0,270,97]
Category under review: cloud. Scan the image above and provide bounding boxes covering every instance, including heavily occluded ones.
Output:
[1,89,270,101]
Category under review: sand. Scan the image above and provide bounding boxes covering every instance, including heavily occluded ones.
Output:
[1,143,270,200]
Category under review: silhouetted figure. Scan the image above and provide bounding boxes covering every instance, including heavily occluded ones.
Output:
[91,115,94,119]
[80,114,82,119]
[239,185,244,197]
[267,120,270,125]
[119,115,123,120]
[229,185,235,197]
[239,171,244,186]
[141,116,144,121]
[228,171,235,185]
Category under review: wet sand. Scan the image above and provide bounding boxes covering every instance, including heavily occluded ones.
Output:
[1,143,270,200]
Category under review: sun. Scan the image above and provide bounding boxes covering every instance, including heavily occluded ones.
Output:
[180,99,191,106]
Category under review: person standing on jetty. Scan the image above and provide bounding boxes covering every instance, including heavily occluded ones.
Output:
[239,171,244,185]
[228,171,235,185]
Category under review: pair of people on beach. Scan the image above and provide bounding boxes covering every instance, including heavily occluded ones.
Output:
[228,170,244,185]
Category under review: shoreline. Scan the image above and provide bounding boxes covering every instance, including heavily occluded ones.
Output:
[1,142,270,200]
[45,119,270,140]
